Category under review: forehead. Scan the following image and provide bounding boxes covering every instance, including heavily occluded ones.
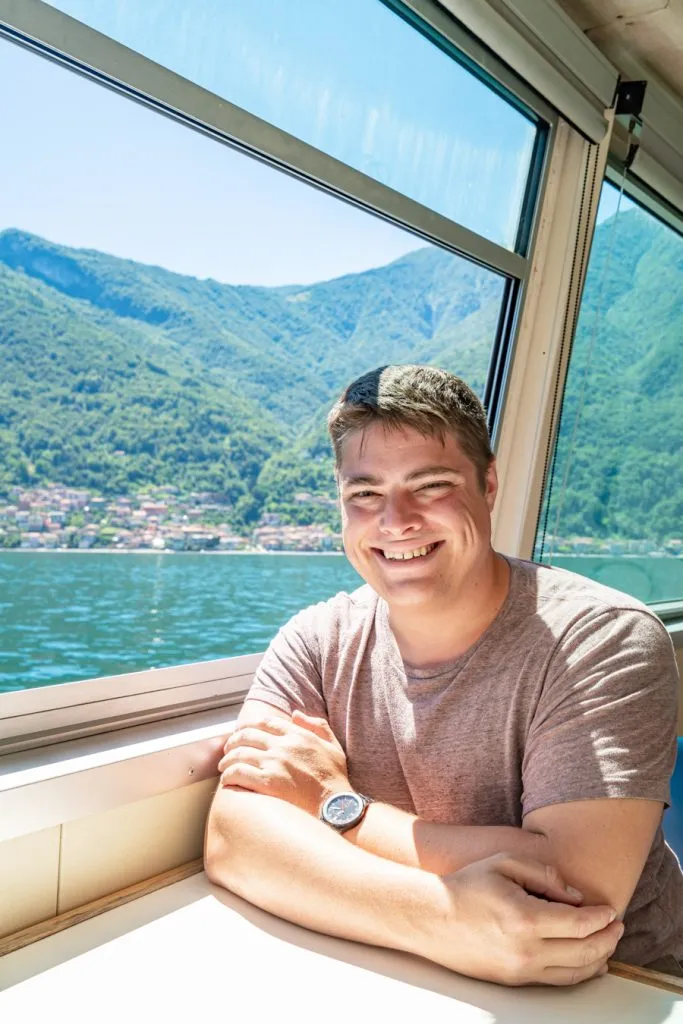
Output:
[338,423,468,479]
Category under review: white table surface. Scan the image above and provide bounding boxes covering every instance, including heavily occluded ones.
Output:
[1,872,682,1024]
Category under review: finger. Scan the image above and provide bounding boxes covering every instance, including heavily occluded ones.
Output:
[217,747,264,773]
[230,717,291,740]
[539,960,610,987]
[221,722,239,753]
[526,897,620,939]
[223,727,273,752]
[292,710,334,740]
[220,763,268,792]
[292,710,328,730]
[541,921,624,966]
[492,854,584,905]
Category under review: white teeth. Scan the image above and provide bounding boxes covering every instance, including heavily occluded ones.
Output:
[383,543,436,561]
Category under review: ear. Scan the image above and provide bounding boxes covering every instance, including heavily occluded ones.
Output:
[484,458,498,512]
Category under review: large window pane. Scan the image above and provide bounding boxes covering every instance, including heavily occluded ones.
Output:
[535,182,683,604]
[0,41,507,691]
[42,0,539,249]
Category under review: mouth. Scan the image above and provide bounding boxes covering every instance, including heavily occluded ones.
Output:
[373,541,442,564]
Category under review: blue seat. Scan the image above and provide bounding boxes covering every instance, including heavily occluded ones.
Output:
[664,737,683,863]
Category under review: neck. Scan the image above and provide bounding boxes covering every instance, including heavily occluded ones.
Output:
[387,551,510,668]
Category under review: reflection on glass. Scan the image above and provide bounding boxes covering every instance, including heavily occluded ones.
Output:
[43,0,538,248]
[0,41,507,691]
[536,182,683,604]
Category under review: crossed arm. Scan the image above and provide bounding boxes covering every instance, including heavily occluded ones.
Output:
[205,698,661,984]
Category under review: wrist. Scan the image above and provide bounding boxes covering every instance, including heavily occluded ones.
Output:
[385,864,446,958]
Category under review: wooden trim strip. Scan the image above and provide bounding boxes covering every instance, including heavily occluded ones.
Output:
[610,960,683,995]
[0,857,204,957]
[3,870,681,998]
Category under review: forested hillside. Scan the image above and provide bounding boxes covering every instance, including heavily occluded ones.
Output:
[0,208,681,540]
[544,207,683,544]
[0,229,502,528]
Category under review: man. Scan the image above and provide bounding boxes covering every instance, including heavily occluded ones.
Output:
[205,364,682,986]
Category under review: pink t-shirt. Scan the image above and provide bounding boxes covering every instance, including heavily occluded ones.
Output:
[248,556,683,966]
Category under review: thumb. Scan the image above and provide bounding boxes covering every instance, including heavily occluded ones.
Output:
[491,853,585,906]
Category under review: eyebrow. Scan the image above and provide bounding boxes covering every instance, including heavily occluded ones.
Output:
[342,465,465,486]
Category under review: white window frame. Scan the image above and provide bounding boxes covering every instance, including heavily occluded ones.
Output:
[0,653,262,757]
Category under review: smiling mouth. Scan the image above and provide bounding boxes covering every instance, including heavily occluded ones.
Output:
[376,541,441,562]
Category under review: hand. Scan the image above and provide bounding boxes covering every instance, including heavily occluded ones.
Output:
[414,853,623,987]
[217,711,350,815]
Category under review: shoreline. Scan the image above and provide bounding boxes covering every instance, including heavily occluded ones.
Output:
[1,549,681,559]
[0,547,345,556]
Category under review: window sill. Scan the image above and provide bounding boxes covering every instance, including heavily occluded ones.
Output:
[0,706,237,843]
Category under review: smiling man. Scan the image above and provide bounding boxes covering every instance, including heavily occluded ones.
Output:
[205,364,683,985]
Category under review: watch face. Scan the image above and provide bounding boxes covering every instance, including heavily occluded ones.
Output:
[324,793,363,827]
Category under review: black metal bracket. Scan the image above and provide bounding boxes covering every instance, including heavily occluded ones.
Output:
[615,80,647,117]
[615,80,647,169]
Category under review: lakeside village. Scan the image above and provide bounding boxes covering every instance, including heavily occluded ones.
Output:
[0,484,343,553]
[0,483,681,557]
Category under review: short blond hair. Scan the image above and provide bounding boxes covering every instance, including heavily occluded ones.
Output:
[327,365,493,489]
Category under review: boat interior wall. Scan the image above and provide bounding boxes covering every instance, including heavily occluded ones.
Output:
[0,778,214,939]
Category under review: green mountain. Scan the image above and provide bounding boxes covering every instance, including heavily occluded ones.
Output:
[543,207,683,545]
[0,229,501,527]
[0,209,681,540]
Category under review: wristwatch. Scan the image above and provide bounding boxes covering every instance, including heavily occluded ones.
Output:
[320,791,372,833]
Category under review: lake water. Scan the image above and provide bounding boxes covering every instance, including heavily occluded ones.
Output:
[1,551,681,693]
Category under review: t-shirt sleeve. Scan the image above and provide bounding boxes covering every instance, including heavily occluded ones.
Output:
[522,608,679,818]
[246,605,328,718]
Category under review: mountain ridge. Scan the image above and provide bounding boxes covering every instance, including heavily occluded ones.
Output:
[1,210,681,540]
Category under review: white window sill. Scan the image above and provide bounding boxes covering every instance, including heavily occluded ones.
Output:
[0,706,238,843]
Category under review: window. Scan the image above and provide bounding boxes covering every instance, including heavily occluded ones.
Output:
[0,35,513,694]
[535,180,683,605]
[40,0,540,250]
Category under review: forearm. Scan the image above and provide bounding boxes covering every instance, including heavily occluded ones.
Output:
[205,786,436,954]
[345,802,549,875]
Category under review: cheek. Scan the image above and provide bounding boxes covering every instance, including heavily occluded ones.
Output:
[342,512,376,559]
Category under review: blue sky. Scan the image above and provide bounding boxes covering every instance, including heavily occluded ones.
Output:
[1,38,426,287]
[2,1,617,286]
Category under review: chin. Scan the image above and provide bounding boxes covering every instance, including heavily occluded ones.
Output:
[375,579,440,606]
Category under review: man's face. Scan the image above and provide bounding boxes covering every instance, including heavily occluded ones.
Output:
[338,422,497,609]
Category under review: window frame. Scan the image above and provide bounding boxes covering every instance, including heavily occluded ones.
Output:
[1,0,561,750]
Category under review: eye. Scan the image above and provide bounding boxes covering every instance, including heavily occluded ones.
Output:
[418,481,451,492]
[347,490,379,501]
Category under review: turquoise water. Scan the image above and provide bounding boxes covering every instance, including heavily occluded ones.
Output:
[1,552,681,693]
[0,552,361,692]
[550,555,683,605]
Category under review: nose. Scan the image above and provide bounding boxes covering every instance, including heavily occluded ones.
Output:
[379,491,422,536]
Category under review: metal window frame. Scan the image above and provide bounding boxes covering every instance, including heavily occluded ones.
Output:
[0,0,560,749]
[491,118,613,560]
[0,0,545,278]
